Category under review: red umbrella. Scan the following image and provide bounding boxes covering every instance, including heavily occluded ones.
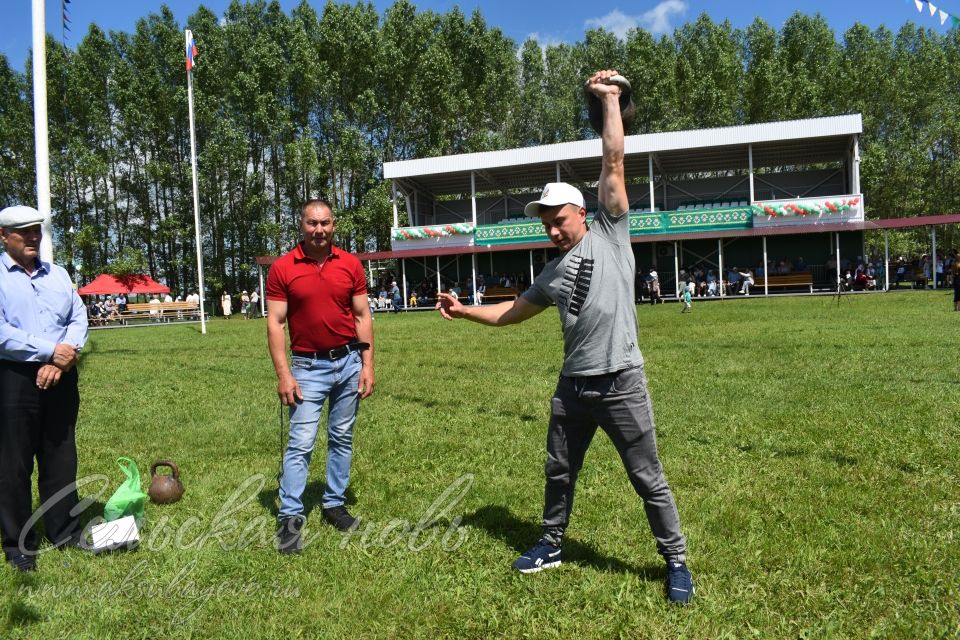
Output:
[78,274,171,296]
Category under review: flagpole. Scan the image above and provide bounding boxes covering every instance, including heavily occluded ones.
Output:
[32,0,53,264]
[186,29,207,334]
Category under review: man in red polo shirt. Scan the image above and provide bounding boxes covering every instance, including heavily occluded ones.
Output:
[266,199,375,553]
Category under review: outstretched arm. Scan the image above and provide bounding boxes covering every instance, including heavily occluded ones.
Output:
[435,293,544,326]
[587,69,629,216]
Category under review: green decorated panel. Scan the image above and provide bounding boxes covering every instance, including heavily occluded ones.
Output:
[664,207,752,233]
[474,221,547,245]
[474,207,752,246]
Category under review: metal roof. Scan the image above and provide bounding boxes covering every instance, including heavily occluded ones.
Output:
[385,114,863,197]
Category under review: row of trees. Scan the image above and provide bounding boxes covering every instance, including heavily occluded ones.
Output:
[0,0,957,292]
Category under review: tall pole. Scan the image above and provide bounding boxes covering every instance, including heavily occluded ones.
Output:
[884,230,890,292]
[932,226,937,290]
[471,254,478,306]
[718,239,725,299]
[673,241,680,299]
[836,233,842,290]
[258,264,266,316]
[186,30,207,334]
[762,236,768,296]
[32,0,53,263]
[401,259,408,310]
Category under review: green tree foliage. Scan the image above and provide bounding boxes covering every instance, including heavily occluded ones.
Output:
[0,4,955,289]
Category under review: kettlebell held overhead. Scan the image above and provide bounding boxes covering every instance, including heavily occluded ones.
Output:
[585,74,635,135]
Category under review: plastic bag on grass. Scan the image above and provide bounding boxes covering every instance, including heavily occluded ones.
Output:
[103,457,147,525]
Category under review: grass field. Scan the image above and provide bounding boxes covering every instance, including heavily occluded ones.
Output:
[2,291,958,639]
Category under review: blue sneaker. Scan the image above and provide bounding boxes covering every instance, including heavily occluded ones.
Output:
[666,561,694,604]
[512,539,562,574]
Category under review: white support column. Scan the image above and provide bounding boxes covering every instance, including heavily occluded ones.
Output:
[529,250,534,285]
[401,260,409,310]
[391,181,399,228]
[932,226,937,290]
[368,261,374,288]
[762,236,769,296]
[748,144,755,203]
[884,230,890,291]
[436,255,442,294]
[852,135,861,195]
[836,233,842,289]
[470,172,477,228]
[718,239,725,298]
[673,241,680,299]
[556,163,561,182]
[413,190,419,227]
[471,254,478,305]
[648,155,655,212]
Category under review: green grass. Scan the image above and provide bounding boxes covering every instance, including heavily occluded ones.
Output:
[3,291,959,639]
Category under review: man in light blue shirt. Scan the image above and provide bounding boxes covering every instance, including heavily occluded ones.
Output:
[0,205,88,572]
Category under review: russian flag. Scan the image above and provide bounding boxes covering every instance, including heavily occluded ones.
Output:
[186,32,198,71]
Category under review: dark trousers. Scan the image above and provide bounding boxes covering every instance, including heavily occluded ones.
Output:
[0,361,81,558]
[542,365,687,561]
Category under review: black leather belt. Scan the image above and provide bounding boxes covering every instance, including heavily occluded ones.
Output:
[292,342,369,360]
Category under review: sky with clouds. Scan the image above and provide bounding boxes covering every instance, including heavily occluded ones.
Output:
[2,0,955,69]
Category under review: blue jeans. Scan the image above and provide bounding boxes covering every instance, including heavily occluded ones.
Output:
[278,350,362,518]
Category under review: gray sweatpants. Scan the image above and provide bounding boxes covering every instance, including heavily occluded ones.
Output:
[542,364,687,561]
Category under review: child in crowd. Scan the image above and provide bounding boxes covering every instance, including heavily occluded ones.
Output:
[681,282,693,313]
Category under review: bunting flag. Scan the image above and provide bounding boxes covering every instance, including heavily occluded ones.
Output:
[913,0,960,28]
[61,0,72,40]
[186,33,198,71]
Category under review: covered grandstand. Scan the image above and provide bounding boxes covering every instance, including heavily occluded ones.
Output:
[258,114,960,305]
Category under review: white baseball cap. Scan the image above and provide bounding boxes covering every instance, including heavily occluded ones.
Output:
[0,205,44,229]
[524,182,585,217]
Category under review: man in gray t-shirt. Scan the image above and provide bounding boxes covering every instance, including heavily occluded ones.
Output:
[436,70,694,604]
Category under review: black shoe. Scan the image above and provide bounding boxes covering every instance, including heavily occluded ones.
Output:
[321,505,358,531]
[8,554,37,572]
[277,515,305,554]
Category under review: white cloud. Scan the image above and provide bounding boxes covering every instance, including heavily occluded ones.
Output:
[517,32,567,59]
[523,32,566,49]
[585,1,688,39]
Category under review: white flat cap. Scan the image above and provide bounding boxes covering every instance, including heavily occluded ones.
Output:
[0,205,44,229]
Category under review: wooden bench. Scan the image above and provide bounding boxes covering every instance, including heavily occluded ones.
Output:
[119,301,201,324]
[892,269,927,289]
[480,286,519,302]
[752,273,814,293]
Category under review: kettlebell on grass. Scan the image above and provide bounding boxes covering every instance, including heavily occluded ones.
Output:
[148,460,184,504]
